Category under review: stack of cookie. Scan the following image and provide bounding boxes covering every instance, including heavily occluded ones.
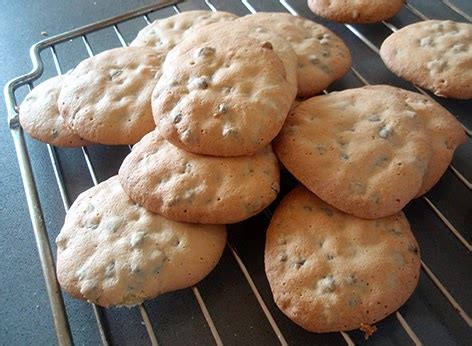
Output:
[17,8,468,336]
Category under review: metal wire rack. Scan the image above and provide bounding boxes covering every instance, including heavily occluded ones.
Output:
[4,0,471,345]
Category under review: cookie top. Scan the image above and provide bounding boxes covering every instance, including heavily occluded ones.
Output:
[130,10,238,53]
[265,186,420,332]
[238,12,351,97]
[58,47,163,145]
[118,130,280,224]
[19,75,89,147]
[380,20,472,99]
[364,86,467,196]
[152,27,296,156]
[207,20,298,89]
[274,85,434,219]
[308,0,405,24]
[56,176,226,307]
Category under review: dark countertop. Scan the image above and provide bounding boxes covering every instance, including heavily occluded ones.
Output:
[1,0,471,345]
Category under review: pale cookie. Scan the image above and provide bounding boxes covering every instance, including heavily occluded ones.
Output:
[274,86,435,219]
[308,0,405,24]
[380,20,472,99]
[130,10,238,53]
[119,130,280,224]
[58,47,163,145]
[152,27,296,157]
[265,186,420,332]
[238,12,351,97]
[56,176,226,307]
[19,75,89,147]
[363,85,467,196]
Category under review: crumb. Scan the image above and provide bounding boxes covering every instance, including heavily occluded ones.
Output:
[360,323,377,340]
[41,31,48,36]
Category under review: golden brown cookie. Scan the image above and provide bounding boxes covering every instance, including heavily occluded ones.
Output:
[380,20,472,99]
[118,130,280,224]
[19,75,89,147]
[58,47,163,145]
[56,176,226,307]
[152,26,296,156]
[238,12,351,97]
[265,186,420,332]
[308,0,405,24]
[274,85,435,219]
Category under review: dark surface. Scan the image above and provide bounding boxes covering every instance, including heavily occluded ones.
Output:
[1,0,471,345]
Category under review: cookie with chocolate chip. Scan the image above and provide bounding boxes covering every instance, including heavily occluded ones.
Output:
[238,12,351,97]
[152,25,296,156]
[308,0,405,24]
[19,75,90,147]
[275,86,431,219]
[380,20,472,99]
[130,10,238,53]
[265,185,420,332]
[119,130,280,224]
[58,47,163,145]
[56,176,226,307]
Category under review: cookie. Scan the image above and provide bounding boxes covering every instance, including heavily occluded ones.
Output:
[118,130,280,224]
[56,176,226,307]
[363,85,467,196]
[19,75,89,147]
[274,86,435,219]
[130,10,238,53]
[238,12,351,97]
[380,20,472,99]
[58,47,163,145]
[152,26,296,157]
[307,0,405,24]
[265,186,420,332]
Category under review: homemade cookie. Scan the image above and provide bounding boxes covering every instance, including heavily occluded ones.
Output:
[265,186,420,332]
[58,47,163,145]
[152,27,296,156]
[119,130,280,224]
[19,75,89,147]
[130,10,238,53]
[380,20,472,99]
[274,86,435,219]
[308,0,405,24]
[363,85,467,196]
[56,176,226,307]
[238,12,351,97]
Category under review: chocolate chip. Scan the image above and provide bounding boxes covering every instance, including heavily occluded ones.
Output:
[261,41,273,50]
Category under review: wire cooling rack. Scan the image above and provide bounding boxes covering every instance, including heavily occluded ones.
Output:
[4,0,471,345]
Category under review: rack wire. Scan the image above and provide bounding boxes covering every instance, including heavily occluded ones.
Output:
[4,0,471,345]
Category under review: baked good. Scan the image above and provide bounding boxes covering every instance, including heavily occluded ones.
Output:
[56,176,227,307]
[238,12,352,97]
[130,10,238,52]
[58,47,163,145]
[19,75,89,147]
[275,85,452,219]
[380,20,472,99]
[265,185,420,332]
[119,130,280,224]
[307,0,405,24]
[364,85,467,196]
[152,26,296,156]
